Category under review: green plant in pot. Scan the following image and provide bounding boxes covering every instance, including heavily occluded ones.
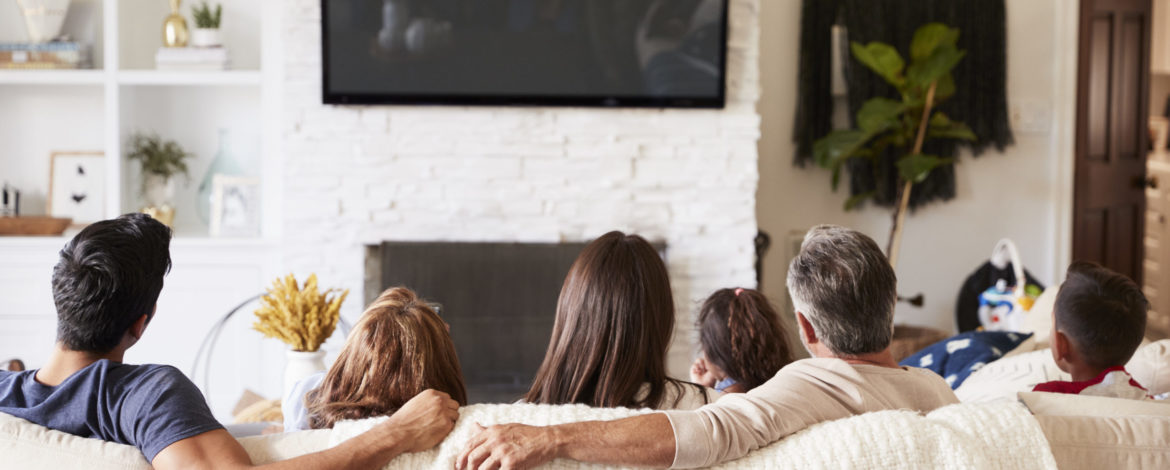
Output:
[190,1,223,48]
[813,22,977,268]
[127,132,191,227]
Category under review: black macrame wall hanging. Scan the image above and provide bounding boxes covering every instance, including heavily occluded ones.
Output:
[793,0,1014,209]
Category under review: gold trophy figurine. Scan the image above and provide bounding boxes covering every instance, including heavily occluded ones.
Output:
[163,0,188,47]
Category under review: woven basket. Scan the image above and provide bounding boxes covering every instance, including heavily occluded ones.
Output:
[889,324,951,362]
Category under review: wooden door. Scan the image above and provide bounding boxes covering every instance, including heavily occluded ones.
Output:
[1146,158,1169,338]
[1074,0,1153,284]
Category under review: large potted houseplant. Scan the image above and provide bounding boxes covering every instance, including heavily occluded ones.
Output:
[126,132,191,227]
[253,274,349,397]
[190,1,223,48]
[813,23,976,268]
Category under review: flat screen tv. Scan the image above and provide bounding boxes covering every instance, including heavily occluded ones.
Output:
[321,0,728,108]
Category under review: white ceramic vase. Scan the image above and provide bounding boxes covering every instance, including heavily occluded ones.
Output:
[142,173,175,208]
[190,28,221,48]
[283,350,326,399]
[17,0,71,43]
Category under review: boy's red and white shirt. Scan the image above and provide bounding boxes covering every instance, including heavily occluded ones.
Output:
[1032,366,1150,399]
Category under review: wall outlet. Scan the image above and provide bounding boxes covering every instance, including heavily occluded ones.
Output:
[1011,100,1053,134]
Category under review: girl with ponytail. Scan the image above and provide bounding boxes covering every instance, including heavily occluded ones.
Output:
[690,288,795,393]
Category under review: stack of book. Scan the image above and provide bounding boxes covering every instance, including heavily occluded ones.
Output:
[0,42,91,69]
[155,47,231,71]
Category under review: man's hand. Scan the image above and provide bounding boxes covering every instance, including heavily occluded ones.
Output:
[456,423,558,470]
[152,389,461,470]
[381,389,461,453]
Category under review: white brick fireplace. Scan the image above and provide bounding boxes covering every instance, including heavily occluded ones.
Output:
[280,0,763,376]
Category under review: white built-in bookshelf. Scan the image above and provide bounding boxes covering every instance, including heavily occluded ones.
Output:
[0,0,282,244]
[0,2,288,418]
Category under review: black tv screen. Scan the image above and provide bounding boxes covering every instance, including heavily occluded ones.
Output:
[321,0,728,108]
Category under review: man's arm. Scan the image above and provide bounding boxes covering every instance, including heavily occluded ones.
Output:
[456,412,675,470]
[458,364,842,470]
[152,389,459,470]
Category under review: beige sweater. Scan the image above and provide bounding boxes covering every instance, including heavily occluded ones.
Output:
[663,358,959,468]
[636,381,722,411]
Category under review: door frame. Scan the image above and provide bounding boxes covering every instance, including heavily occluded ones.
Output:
[1068,0,1153,283]
[1053,0,1080,280]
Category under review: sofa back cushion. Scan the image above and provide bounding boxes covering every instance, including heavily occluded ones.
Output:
[1018,391,1170,418]
[0,411,151,470]
[238,429,331,463]
[0,410,333,468]
[1036,414,1170,470]
[1128,339,1170,397]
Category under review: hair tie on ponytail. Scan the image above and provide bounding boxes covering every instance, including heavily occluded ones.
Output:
[734,288,744,297]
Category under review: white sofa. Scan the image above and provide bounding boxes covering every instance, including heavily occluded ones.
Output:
[4,337,1169,469]
[2,398,1168,470]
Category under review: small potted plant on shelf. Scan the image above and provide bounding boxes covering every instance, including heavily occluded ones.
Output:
[126,132,191,227]
[190,1,223,48]
[252,274,349,398]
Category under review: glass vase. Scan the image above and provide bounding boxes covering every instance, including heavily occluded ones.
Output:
[196,128,245,226]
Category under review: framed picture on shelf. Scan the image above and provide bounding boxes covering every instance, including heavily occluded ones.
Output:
[48,151,105,225]
[210,175,261,237]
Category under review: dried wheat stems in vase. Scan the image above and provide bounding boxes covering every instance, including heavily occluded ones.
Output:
[252,274,348,352]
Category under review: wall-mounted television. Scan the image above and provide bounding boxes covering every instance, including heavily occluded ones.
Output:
[321,0,728,108]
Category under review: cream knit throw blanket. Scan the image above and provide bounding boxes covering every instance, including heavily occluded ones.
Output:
[325,401,1057,469]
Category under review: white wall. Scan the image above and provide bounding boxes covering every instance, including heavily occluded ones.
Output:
[0,85,104,216]
[280,0,763,378]
[757,0,1076,334]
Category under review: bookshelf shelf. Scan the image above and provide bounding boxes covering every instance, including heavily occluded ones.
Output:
[0,69,261,87]
[118,70,261,86]
[0,70,105,85]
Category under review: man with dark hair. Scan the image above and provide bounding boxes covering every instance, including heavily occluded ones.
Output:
[457,225,957,470]
[0,214,460,469]
[1033,261,1151,398]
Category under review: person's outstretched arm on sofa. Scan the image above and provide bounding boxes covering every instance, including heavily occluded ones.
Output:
[152,389,459,470]
[457,413,676,470]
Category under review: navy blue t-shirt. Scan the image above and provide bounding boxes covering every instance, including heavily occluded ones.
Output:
[0,360,223,461]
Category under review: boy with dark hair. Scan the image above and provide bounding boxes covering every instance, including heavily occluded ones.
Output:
[0,214,459,469]
[1032,261,1150,399]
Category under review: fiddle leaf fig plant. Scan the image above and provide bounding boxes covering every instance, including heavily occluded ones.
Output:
[813,22,977,267]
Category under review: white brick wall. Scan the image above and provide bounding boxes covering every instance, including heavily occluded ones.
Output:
[282,0,762,377]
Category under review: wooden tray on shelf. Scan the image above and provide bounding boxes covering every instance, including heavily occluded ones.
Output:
[0,216,72,235]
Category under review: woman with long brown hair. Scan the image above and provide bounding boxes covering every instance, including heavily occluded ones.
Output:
[689,288,794,393]
[283,286,467,430]
[525,231,716,409]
